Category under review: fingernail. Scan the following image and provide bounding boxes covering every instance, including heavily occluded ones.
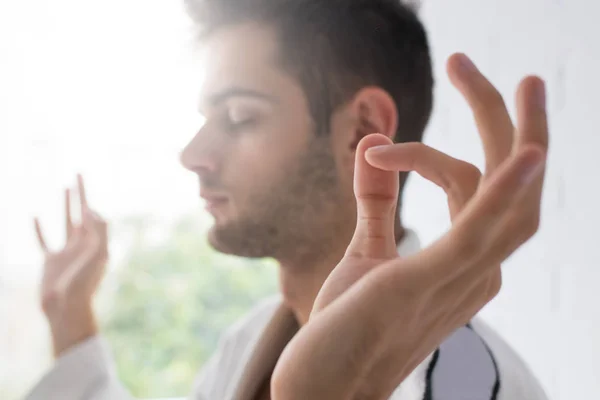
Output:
[366,145,390,154]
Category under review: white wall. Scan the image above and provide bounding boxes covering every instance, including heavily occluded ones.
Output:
[402,1,600,398]
[1,0,598,398]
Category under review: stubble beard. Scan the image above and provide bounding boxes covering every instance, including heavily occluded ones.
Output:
[208,136,353,266]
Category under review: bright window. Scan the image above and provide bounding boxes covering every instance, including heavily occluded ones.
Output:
[0,1,278,398]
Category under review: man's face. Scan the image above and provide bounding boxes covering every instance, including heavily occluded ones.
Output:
[180,23,355,263]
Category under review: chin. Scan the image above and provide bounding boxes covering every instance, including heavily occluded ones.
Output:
[206,224,275,259]
[206,227,233,255]
[206,226,254,257]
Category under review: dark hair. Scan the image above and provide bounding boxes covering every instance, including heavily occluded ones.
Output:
[186,0,434,195]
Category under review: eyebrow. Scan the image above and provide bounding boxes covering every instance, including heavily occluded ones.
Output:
[207,87,278,107]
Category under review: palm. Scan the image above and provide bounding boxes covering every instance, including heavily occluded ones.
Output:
[35,175,108,316]
[41,244,82,298]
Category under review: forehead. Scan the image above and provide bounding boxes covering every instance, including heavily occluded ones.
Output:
[199,23,294,100]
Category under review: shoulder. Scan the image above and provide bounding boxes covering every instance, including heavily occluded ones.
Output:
[470,317,549,400]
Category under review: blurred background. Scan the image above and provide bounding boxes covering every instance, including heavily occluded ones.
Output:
[0,0,598,399]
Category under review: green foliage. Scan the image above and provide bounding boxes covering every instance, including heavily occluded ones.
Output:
[98,211,278,398]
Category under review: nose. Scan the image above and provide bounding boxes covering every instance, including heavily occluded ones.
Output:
[179,125,222,174]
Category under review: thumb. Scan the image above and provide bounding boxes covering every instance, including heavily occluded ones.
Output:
[346,134,399,260]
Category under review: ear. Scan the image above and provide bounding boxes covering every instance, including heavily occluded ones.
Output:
[347,87,398,150]
[329,87,398,185]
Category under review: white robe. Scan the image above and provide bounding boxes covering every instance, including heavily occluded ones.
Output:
[25,230,548,400]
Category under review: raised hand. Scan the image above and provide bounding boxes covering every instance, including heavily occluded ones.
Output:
[272,53,548,400]
[34,175,109,356]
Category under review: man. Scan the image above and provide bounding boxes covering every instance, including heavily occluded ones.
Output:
[26,0,549,399]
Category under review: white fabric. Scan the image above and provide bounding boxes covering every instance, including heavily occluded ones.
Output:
[471,319,549,400]
[25,229,548,400]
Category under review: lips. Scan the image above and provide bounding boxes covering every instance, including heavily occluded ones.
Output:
[200,192,229,214]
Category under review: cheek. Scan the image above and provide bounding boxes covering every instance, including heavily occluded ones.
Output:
[233,115,310,173]
[223,134,298,201]
[221,108,313,199]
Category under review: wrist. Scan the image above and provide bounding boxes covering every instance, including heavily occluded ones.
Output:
[47,302,98,358]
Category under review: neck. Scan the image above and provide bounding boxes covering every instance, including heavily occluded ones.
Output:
[277,217,405,326]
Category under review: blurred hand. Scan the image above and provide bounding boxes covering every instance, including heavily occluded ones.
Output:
[272,53,548,400]
[34,175,109,356]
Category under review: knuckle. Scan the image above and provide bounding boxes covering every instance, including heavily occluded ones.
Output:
[487,271,502,300]
[450,162,481,198]
[461,162,482,183]
[518,213,540,240]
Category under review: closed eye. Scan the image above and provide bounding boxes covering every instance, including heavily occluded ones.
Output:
[224,115,258,133]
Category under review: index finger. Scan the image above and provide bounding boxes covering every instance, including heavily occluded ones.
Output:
[366,142,481,219]
[447,53,514,174]
[366,142,480,196]
[77,174,88,210]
